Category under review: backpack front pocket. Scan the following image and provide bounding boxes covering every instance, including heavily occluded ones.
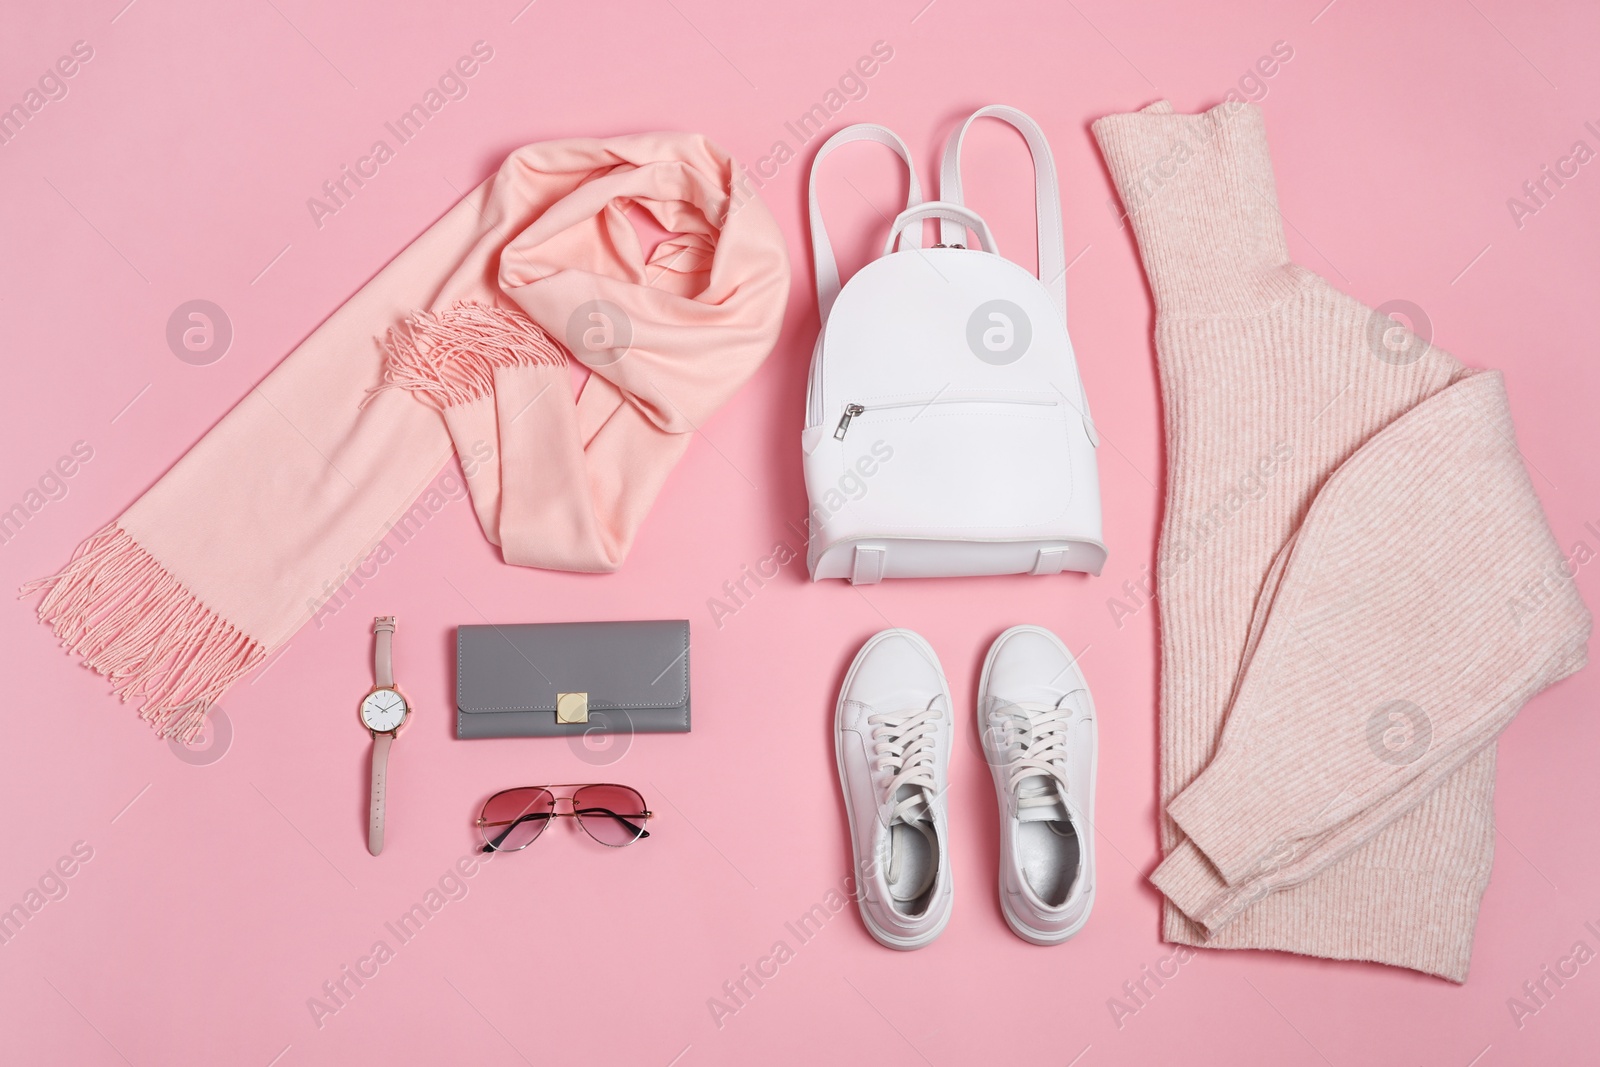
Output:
[833,394,1074,531]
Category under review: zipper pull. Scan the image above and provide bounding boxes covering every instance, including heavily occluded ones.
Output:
[834,403,864,440]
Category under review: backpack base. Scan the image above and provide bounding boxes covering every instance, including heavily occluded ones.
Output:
[809,536,1107,584]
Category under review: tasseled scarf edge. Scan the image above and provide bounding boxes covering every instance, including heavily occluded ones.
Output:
[19,524,267,743]
[369,301,568,410]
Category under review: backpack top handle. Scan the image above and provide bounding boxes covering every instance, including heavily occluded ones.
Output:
[882,201,998,257]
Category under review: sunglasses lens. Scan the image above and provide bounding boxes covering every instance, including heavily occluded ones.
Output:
[573,785,649,847]
[479,787,554,852]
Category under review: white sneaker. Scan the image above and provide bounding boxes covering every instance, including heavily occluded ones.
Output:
[978,625,1096,945]
[835,628,954,950]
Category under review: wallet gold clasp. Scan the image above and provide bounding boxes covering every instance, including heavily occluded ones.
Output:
[556,692,589,724]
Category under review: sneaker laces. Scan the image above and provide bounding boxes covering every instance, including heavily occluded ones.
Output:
[867,700,944,900]
[866,701,944,825]
[989,699,1074,823]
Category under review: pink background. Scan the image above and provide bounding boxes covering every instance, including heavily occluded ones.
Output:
[3,1,1598,1063]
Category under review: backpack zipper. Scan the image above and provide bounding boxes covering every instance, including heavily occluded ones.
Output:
[833,395,1057,440]
[833,404,865,439]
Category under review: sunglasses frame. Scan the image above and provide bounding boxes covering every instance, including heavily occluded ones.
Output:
[476,784,655,852]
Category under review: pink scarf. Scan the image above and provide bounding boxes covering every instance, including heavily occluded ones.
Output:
[23,132,789,741]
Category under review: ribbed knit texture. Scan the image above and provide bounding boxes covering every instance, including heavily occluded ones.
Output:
[1093,101,1591,982]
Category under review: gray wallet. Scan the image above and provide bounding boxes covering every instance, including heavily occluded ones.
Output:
[456,620,690,739]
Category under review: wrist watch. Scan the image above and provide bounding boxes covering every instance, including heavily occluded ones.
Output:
[358,615,410,856]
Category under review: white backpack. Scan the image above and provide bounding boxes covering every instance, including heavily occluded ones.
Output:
[802,105,1105,583]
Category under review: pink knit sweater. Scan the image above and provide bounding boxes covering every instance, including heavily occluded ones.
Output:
[1093,101,1590,982]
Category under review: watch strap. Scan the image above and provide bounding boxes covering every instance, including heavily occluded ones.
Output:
[368,732,393,856]
[374,616,396,688]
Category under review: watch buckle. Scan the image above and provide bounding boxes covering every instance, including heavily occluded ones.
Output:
[556,692,589,724]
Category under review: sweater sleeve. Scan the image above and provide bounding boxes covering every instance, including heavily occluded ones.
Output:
[1148,372,1590,933]
[1091,101,1301,318]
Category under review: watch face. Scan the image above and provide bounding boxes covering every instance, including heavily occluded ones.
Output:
[360,688,408,733]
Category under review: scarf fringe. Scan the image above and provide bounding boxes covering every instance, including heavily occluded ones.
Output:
[371,301,568,410]
[20,524,267,743]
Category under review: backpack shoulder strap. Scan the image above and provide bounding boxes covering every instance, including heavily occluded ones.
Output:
[938,105,1066,320]
[808,124,922,322]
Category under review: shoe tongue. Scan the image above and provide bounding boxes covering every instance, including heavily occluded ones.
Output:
[1015,774,1067,824]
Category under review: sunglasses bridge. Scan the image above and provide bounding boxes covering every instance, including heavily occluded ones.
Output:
[478,794,654,824]
[529,795,652,819]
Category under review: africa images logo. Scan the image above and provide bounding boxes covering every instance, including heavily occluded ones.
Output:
[1365,700,1431,765]
[966,299,1032,365]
